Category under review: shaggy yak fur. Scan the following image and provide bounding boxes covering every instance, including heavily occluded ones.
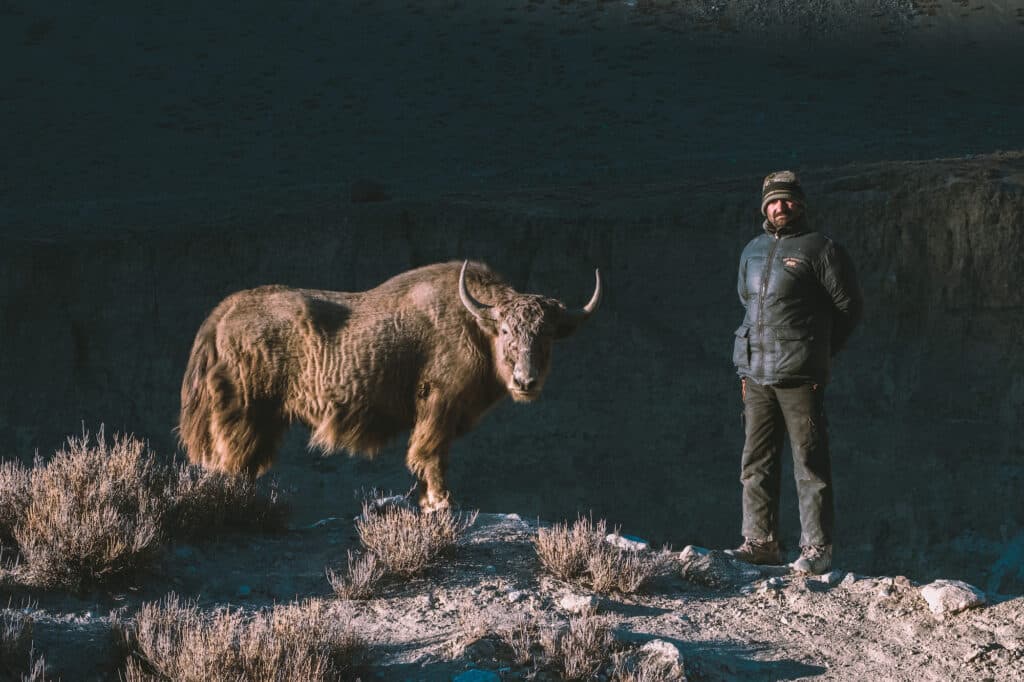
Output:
[179,261,601,510]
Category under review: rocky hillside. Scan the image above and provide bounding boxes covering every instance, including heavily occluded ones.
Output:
[2,153,1023,597]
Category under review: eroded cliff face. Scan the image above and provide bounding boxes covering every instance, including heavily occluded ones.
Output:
[2,153,1022,592]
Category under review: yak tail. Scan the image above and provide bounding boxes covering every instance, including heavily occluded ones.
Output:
[177,317,284,476]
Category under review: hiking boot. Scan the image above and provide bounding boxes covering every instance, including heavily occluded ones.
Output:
[724,537,781,565]
[792,544,832,575]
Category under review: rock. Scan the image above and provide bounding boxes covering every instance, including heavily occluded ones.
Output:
[640,638,683,663]
[626,639,685,680]
[350,178,389,203]
[920,579,987,616]
[558,592,598,614]
[818,570,844,586]
[679,545,710,561]
[759,576,786,594]
[606,533,650,551]
[357,495,414,520]
[506,590,525,603]
[453,670,500,682]
[464,638,497,662]
[680,545,784,589]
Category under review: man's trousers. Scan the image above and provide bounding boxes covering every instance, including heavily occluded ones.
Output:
[740,378,834,547]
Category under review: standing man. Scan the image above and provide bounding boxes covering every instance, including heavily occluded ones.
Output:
[726,171,863,575]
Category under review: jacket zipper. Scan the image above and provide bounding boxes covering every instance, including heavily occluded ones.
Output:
[757,233,781,334]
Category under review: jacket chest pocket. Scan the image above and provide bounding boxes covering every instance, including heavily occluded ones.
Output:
[773,256,813,295]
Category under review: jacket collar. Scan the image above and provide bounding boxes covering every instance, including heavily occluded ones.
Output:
[763,217,812,238]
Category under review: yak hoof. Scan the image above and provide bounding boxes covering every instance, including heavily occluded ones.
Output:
[419,492,452,513]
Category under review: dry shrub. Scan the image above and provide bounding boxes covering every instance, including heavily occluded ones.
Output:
[0,461,30,545]
[534,516,606,581]
[549,613,614,681]
[588,547,676,595]
[14,430,168,588]
[535,517,671,594]
[496,613,544,667]
[0,427,287,589]
[122,594,363,682]
[167,464,288,539]
[327,550,384,600]
[355,502,477,577]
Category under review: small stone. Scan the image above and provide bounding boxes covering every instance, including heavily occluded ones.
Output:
[679,545,710,562]
[558,592,598,614]
[637,639,685,679]
[453,670,500,682]
[920,579,987,616]
[507,590,525,603]
[606,533,650,551]
[504,513,522,522]
[818,570,844,586]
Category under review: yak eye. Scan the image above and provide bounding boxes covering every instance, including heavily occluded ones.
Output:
[500,325,510,335]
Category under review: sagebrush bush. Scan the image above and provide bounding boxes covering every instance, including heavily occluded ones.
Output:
[355,502,477,577]
[121,594,363,682]
[555,613,614,681]
[0,461,30,545]
[167,464,288,539]
[0,427,287,589]
[326,550,384,600]
[534,516,606,581]
[13,430,168,588]
[535,516,671,594]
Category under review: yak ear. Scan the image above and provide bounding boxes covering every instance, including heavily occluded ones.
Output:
[472,314,500,336]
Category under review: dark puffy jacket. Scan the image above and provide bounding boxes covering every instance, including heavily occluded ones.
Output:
[734,219,862,385]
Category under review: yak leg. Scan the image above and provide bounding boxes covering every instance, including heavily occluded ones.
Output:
[406,401,455,512]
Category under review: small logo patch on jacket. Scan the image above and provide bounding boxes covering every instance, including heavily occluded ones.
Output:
[783,257,803,269]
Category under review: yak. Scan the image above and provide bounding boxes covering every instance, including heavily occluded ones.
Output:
[178,260,601,511]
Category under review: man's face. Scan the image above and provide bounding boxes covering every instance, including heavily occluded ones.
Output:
[765,198,804,228]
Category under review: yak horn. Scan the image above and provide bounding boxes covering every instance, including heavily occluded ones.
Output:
[459,261,499,321]
[558,269,602,333]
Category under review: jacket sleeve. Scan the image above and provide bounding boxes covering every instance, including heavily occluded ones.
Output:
[819,241,863,355]
[737,251,748,308]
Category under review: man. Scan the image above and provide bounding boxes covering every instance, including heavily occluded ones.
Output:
[726,170,863,575]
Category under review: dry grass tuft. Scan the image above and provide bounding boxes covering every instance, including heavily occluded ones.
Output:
[534,516,606,581]
[327,550,385,600]
[121,594,363,682]
[496,613,543,667]
[355,502,477,577]
[556,612,615,680]
[535,517,671,594]
[1,609,49,681]
[0,426,287,589]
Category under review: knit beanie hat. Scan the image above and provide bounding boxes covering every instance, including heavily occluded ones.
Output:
[761,170,806,215]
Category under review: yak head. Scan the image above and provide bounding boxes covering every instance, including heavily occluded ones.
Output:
[459,261,602,402]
